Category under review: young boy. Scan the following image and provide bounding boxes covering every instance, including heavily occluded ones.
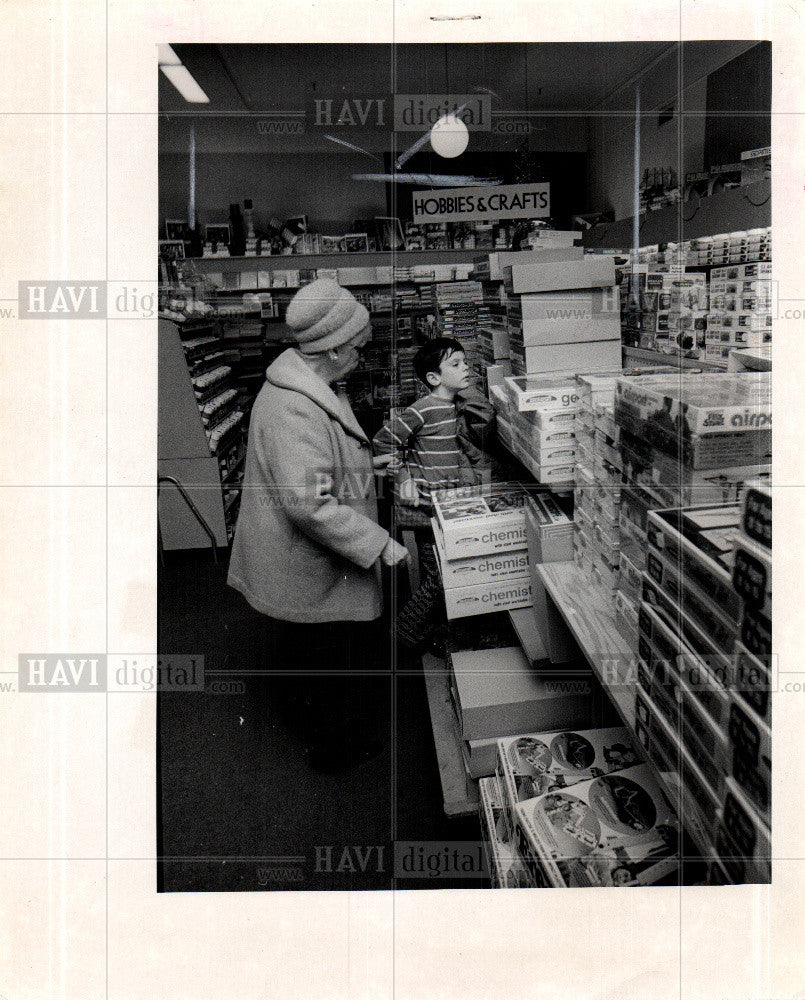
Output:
[373,338,495,650]
[373,337,492,509]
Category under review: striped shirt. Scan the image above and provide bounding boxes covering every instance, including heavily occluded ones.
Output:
[373,393,484,506]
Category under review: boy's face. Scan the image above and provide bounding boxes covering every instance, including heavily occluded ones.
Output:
[431,349,470,393]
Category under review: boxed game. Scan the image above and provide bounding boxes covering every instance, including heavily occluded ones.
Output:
[509,257,616,295]
[432,519,529,589]
[432,484,530,560]
[727,693,771,822]
[520,406,580,432]
[496,728,641,818]
[732,533,771,618]
[614,589,639,650]
[740,602,771,660]
[646,505,743,622]
[513,764,681,887]
[441,577,532,620]
[478,776,535,888]
[614,372,771,437]
[617,549,644,603]
[740,479,771,549]
[507,290,620,346]
[517,423,578,452]
[713,776,771,884]
[504,375,581,413]
[449,646,591,741]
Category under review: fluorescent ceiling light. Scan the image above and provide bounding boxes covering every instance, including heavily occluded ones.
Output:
[160,64,210,104]
[352,173,499,187]
[157,44,182,66]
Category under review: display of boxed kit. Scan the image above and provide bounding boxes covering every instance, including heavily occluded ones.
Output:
[513,764,681,887]
[524,494,575,563]
[478,776,535,888]
[432,483,530,560]
[507,290,621,346]
[509,256,616,295]
[727,694,771,822]
[440,576,532,620]
[432,519,529,590]
[504,375,581,413]
[497,727,642,815]
[732,533,771,618]
[740,480,772,549]
[713,776,771,884]
[731,641,772,726]
[448,646,591,742]
[646,505,743,622]
[509,339,623,376]
[462,735,501,780]
[614,372,771,438]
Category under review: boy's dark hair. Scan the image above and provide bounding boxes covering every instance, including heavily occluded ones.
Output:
[413,337,464,387]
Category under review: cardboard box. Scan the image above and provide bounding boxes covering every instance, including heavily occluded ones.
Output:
[449,646,591,741]
[713,776,771,883]
[510,257,616,295]
[615,372,771,437]
[732,533,771,618]
[442,577,532,620]
[727,694,771,821]
[504,375,581,413]
[463,735,501,780]
[524,494,575,563]
[519,406,580,431]
[740,603,772,660]
[507,291,621,346]
[432,519,529,590]
[478,776,535,887]
[731,641,772,725]
[496,727,642,820]
[509,339,623,375]
[432,484,530,561]
[513,764,681,887]
[646,505,743,622]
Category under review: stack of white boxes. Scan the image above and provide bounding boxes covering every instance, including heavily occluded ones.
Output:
[634,482,771,884]
[503,255,622,377]
[431,484,533,620]
[705,261,772,367]
[498,375,581,486]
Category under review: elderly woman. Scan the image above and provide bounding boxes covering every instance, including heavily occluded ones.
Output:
[228,278,408,772]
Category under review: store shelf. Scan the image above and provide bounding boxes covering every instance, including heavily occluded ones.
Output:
[184,249,483,274]
[623,346,726,373]
[583,180,770,248]
[535,561,716,864]
[421,653,480,819]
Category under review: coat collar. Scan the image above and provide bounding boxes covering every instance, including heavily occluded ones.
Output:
[266,348,369,443]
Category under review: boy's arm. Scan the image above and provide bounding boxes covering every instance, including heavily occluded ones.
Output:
[456,387,497,454]
[372,404,425,456]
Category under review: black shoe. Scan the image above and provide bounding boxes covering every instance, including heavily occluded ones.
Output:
[306,736,385,774]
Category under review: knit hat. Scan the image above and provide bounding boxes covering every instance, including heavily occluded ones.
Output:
[286,278,370,354]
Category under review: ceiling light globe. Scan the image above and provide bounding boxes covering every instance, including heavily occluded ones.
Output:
[429,114,469,158]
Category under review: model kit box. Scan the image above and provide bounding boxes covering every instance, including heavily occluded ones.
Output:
[731,641,773,725]
[432,519,529,590]
[510,256,616,295]
[713,776,771,883]
[514,764,681,887]
[496,727,641,820]
[478,776,535,888]
[432,484,530,560]
[524,496,574,564]
[732,533,771,618]
[449,646,591,741]
[614,372,771,438]
[740,603,771,660]
[646,505,743,622]
[441,576,532,620]
[727,693,771,822]
[507,291,621,346]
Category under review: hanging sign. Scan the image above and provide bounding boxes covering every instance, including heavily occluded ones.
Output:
[412,183,550,224]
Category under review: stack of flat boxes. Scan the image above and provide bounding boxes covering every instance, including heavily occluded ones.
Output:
[431,484,533,621]
[572,374,627,613]
[634,487,771,884]
[426,280,486,387]
[499,376,581,486]
[503,255,622,377]
[705,261,772,367]
[492,728,684,887]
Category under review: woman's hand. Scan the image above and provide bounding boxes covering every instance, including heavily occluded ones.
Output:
[380,537,410,567]
[373,453,403,475]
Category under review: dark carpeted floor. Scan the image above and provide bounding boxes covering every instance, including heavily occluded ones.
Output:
[157,548,486,892]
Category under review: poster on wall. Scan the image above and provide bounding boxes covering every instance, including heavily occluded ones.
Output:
[412,182,551,224]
